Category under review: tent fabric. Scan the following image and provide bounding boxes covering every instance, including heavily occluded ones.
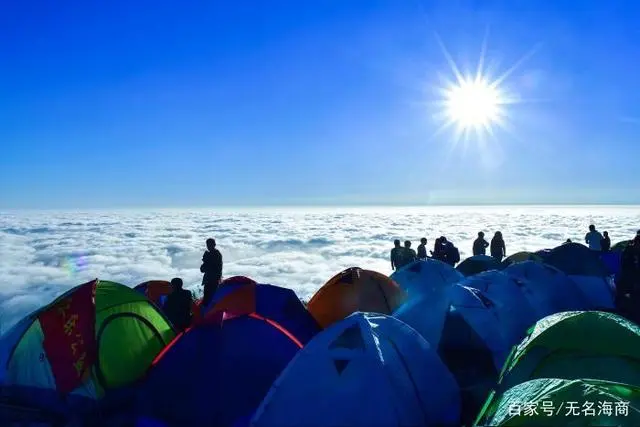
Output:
[0,279,176,418]
[612,240,632,252]
[459,271,538,346]
[541,243,609,277]
[394,284,509,371]
[476,378,640,426]
[202,282,320,345]
[600,251,622,276]
[502,261,588,313]
[497,311,640,392]
[568,276,615,310]
[307,267,407,328]
[134,280,173,308]
[390,258,463,300]
[456,255,503,277]
[250,312,461,427]
[137,309,304,427]
[501,252,543,267]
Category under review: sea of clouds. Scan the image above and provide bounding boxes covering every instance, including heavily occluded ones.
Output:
[1,205,638,333]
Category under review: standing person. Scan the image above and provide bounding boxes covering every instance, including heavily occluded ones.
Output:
[390,239,402,270]
[585,224,604,251]
[431,237,445,261]
[163,278,194,331]
[403,240,417,265]
[417,237,428,260]
[601,231,611,252]
[473,231,490,256]
[490,231,506,262]
[443,238,461,267]
[201,238,223,308]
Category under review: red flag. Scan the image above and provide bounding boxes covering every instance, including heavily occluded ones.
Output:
[39,279,97,394]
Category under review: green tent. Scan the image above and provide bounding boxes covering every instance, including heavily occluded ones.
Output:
[0,279,177,404]
[475,378,640,426]
[495,311,640,392]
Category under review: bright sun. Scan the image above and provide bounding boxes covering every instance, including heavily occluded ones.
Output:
[444,77,503,130]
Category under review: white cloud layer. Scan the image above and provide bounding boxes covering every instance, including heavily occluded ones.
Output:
[1,206,638,332]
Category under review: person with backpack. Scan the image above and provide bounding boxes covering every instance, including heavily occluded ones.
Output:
[443,237,461,266]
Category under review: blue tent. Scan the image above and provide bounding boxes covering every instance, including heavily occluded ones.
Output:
[460,271,538,346]
[539,243,614,309]
[502,261,589,313]
[390,258,463,300]
[250,313,461,427]
[600,251,622,276]
[394,285,509,370]
[136,313,304,427]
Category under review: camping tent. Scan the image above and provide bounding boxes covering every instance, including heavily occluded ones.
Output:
[0,279,176,419]
[394,284,510,423]
[502,261,589,313]
[501,251,543,267]
[538,243,614,309]
[390,258,463,300]
[456,255,503,277]
[475,378,640,426]
[134,280,173,309]
[612,240,632,252]
[307,267,406,328]
[250,312,461,427]
[496,311,640,392]
[137,304,306,427]
[202,280,320,345]
[460,271,538,346]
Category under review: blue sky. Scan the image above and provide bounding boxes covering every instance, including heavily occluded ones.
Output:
[1,0,639,208]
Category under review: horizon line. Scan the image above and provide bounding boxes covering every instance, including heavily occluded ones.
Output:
[2,202,640,212]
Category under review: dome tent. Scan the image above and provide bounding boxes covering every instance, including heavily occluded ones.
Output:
[395,284,510,423]
[456,255,503,277]
[538,243,614,309]
[307,267,406,328]
[502,261,588,314]
[390,258,463,300]
[134,280,173,309]
[250,313,461,427]
[459,271,538,346]
[496,311,640,393]
[0,279,176,422]
[501,251,543,267]
[202,279,320,346]
[137,296,307,427]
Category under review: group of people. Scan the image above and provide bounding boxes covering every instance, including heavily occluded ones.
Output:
[161,238,224,331]
[390,231,507,271]
[390,237,462,270]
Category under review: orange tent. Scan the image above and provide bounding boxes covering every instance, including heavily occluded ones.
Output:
[307,267,407,328]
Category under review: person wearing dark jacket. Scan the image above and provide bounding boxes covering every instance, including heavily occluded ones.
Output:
[473,232,489,256]
[390,240,402,270]
[164,278,194,331]
[601,231,611,252]
[490,231,506,262]
[443,239,461,266]
[431,237,446,262]
[417,238,428,260]
[201,238,223,308]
